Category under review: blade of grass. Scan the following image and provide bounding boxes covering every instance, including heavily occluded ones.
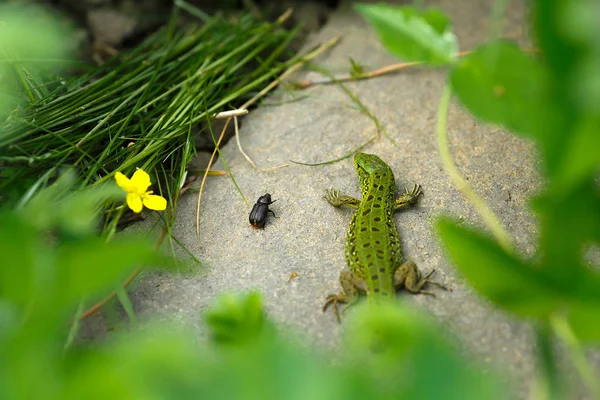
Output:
[289,134,377,166]
[115,284,137,324]
[63,300,84,352]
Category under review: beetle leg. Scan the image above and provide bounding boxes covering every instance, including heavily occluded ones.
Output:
[268,209,279,218]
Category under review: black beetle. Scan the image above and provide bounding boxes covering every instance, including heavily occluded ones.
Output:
[249,193,276,229]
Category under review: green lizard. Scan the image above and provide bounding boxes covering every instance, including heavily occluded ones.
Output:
[323,152,447,322]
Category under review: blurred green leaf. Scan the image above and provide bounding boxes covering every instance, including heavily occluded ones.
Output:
[198,295,505,400]
[531,181,600,277]
[56,185,124,236]
[204,292,266,345]
[345,303,506,399]
[437,216,600,335]
[533,0,580,103]
[0,4,75,118]
[22,169,123,236]
[450,41,557,138]
[196,333,342,400]
[533,0,600,190]
[551,117,600,191]
[436,217,561,317]
[0,5,73,61]
[56,237,159,307]
[0,212,47,307]
[531,0,600,183]
[355,4,458,65]
[567,303,600,343]
[19,169,76,221]
[63,327,205,399]
[561,0,600,116]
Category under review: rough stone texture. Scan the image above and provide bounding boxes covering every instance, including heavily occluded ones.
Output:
[87,7,137,46]
[80,0,599,398]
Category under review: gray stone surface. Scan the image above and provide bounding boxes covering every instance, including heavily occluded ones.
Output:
[81,0,598,398]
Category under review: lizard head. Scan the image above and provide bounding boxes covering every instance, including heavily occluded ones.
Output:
[354,152,391,176]
[354,153,395,195]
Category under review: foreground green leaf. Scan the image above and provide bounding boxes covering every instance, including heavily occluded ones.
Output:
[22,169,124,236]
[204,292,266,345]
[0,212,47,307]
[450,41,556,138]
[550,116,600,191]
[531,180,600,272]
[567,303,600,343]
[0,4,75,118]
[436,217,561,317]
[346,303,506,399]
[56,237,159,307]
[437,217,600,341]
[355,4,458,65]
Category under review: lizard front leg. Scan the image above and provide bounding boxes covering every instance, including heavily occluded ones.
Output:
[323,271,367,322]
[394,184,422,211]
[324,189,360,209]
[393,260,448,296]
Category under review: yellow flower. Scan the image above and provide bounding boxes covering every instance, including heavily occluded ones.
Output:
[115,169,167,213]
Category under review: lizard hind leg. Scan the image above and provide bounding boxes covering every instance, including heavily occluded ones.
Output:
[323,271,367,322]
[393,260,448,296]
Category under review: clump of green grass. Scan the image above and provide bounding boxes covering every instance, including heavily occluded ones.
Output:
[0,3,300,235]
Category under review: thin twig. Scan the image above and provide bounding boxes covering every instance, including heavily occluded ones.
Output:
[214,109,248,119]
[196,117,233,243]
[234,116,288,171]
[240,35,341,110]
[233,35,341,169]
[295,60,422,89]
[78,230,165,321]
[308,64,396,148]
[275,8,293,25]
[295,49,540,89]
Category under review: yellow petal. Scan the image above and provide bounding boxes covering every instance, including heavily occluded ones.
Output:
[115,172,134,192]
[126,193,144,213]
[142,194,167,211]
[130,169,151,193]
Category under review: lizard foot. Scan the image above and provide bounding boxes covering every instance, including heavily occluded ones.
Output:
[395,262,451,296]
[394,184,423,210]
[422,269,450,291]
[323,294,346,323]
[324,189,361,209]
[323,189,341,205]
[413,270,450,297]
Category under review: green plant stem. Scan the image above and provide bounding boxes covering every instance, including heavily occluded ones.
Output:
[115,285,137,324]
[488,0,510,42]
[64,300,84,352]
[308,63,397,149]
[289,135,376,166]
[534,325,561,400]
[436,84,513,252]
[551,313,600,398]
